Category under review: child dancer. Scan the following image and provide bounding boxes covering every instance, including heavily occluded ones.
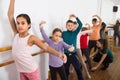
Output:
[91,39,114,71]
[39,21,74,80]
[62,14,84,80]
[8,0,66,80]
[79,27,93,70]
[87,15,102,54]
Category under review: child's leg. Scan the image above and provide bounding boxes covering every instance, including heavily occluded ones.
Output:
[57,65,67,80]
[71,54,84,80]
[20,72,28,80]
[101,63,109,70]
[82,48,92,69]
[24,69,40,80]
[49,66,57,80]
[88,40,97,55]
[64,55,71,80]
[102,57,113,70]
[93,52,102,62]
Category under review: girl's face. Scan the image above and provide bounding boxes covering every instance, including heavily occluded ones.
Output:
[16,17,30,34]
[52,31,62,43]
[66,22,74,31]
[96,41,103,49]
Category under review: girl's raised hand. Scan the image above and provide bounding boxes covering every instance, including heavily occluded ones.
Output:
[69,14,77,18]
[39,21,46,28]
[92,15,98,17]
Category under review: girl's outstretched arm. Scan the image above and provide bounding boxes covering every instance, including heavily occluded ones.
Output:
[39,21,51,43]
[8,0,18,35]
[29,35,67,63]
[91,53,107,71]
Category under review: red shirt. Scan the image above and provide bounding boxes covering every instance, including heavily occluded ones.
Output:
[80,34,88,49]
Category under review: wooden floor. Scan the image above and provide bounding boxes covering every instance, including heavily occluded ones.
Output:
[89,48,120,80]
[68,47,120,80]
[48,47,120,80]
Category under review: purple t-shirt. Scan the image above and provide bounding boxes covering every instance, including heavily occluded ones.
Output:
[40,28,71,67]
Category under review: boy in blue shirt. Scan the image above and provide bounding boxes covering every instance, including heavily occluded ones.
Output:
[62,14,84,80]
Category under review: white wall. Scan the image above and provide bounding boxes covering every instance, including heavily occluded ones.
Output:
[48,0,98,30]
[101,0,120,24]
[0,0,118,80]
[116,5,120,19]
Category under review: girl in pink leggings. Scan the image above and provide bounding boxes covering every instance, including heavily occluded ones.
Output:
[8,0,67,80]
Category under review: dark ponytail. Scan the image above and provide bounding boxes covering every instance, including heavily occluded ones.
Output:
[98,39,108,50]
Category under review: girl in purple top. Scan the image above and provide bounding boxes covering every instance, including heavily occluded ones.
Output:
[39,21,74,80]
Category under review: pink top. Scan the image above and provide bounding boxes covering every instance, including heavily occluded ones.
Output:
[12,34,38,73]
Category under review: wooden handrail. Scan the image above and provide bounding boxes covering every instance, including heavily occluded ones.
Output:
[0,51,46,67]
[0,40,45,53]
[0,46,12,52]
[0,40,46,67]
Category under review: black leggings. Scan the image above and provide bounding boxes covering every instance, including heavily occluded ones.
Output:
[89,40,97,55]
[49,65,67,80]
[93,53,113,67]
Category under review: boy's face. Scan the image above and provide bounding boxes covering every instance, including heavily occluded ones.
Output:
[92,21,97,26]
[66,22,74,31]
